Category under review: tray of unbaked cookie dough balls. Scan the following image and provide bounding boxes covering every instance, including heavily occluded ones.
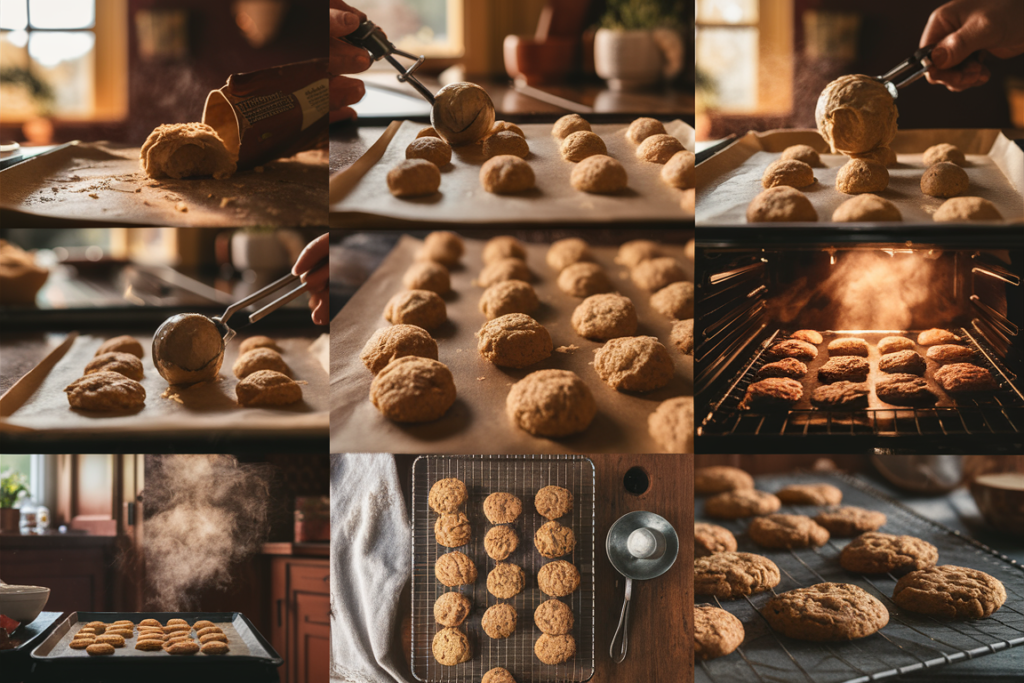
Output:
[330,232,695,455]
[697,128,1024,225]
[693,470,1024,683]
[410,455,596,683]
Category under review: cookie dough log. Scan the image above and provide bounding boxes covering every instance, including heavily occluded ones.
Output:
[594,336,674,392]
[430,82,495,146]
[370,356,456,422]
[152,312,224,384]
[140,122,236,180]
[815,74,898,155]
[360,325,438,374]
[476,313,553,368]
[506,369,596,437]
[648,396,694,453]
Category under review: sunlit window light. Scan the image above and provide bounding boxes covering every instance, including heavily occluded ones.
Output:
[28,30,93,67]
[28,0,94,30]
[0,0,29,30]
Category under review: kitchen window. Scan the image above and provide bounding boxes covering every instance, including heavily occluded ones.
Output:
[0,454,53,510]
[356,0,465,62]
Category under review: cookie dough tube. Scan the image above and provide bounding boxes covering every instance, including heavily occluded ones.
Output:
[203,58,329,169]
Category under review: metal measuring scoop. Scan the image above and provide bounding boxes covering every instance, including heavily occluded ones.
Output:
[876,44,984,99]
[606,510,679,663]
[341,19,436,105]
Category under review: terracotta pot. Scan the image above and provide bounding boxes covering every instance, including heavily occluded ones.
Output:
[594,28,663,91]
[0,508,21,533]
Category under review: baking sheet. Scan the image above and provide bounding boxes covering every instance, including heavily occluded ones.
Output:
[695,471,1024,683]
[0,332,329,436]
[40,617,251,659]
[0,142,328,227]
[696,129,1024,225]
[330,234,694,454]
[330,120,695,224]
[410,455,595,683]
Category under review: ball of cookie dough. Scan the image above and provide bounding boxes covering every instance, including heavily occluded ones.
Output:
[140,122,236,180]
[594,336,674,392]
[921,161,968,198]
[662,150,695,189]
[489,120,525,138]
[850,146,897,167]
[484,235,526,263]
[616,240,661,267]
[65,371,146,411]
[648,396,694,452]
[557,262,613,297]
[480,155,535,194]
[239,335,279,355]
[671,319,694,355]
[547,237,593,271]
[560,131,607,162]
[232,347,289,379]
[384,289,447,331]
[506,369,596,437]
[762,159,815,189]
[476,313,553,368]
[636,134,684,163]
[370,356,456,422]
[387,159,441,198]
[631,256,685,292]
[402,260,451,294]
[933,196,1002,222]
[405,136,452,167]
[571,293,638,340]
[650,281,695,319]
[479,280,539,319]
[746,186,817,222]
[85,352,144,381]
[836,158,888,194]
[152,312,224,385]
[478,257,530,288]
[430,82,495,146]
[780,144,821,166]
[236,370,302,406]
[417,230,464,266]
[570,155,628,194]
[832,193,902,222]
[483,131,529,159]
[552,113,591,140]
[96,335,144,358]
[815,74,898,154]
[416,126,439,139]
[360,324,438,374]
[627,117,667,144]
[923,142,965,167]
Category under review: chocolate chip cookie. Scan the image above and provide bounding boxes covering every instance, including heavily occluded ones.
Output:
[534,634,576,665]
[705,489,782,518]
[435,512,472,548]
[694,466,754,494]
[694,552,780,598]
[892,565,1006,619]
[748,514,830,549]
[817,356,870,383]
[481,603,517,639]
[484,525,519,561]
[695,522,738,557]
[487,562,525,599]
[777,483,843,506]
[432,627,471,666]
[534,599,574,635]
[535,485,573,519]
[814,507,886,536]
[435,551,478,586]
[537,560,580,597]
[429,478,468,514]
[694,605,745,660]
[534,521,576,558]
[839,532,938,575]
[762,583,889,640]
[482,668,516,683]
[434,591,471,627]
[484,492,522,524]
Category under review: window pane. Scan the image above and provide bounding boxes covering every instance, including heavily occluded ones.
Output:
[696,26,758,112]
[358,0,452,54]
[0,455,33,501]
[28,30,94,115]
[696,0,758,24]
[29,0,94,29]
[0,0,28,30]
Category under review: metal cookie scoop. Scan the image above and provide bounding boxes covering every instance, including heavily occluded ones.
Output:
[341,19,436,105]
[606,510,679,663]
[876,45,935,98]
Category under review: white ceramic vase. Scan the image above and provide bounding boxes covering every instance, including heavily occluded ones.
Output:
[594,28,663,91]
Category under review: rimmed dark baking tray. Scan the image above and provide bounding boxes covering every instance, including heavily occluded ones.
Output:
[30,611,282,679]
[695,471,1024,683]
[0,611,60,682]
[411,455,596,683]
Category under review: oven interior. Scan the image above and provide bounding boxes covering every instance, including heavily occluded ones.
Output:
[695,244,1024,453]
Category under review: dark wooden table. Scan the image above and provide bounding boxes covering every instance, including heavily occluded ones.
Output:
[392,453,693,683]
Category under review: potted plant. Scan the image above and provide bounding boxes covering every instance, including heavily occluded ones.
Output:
[0,470,28,533]
[0,66,56,145]
[594,0,684,91]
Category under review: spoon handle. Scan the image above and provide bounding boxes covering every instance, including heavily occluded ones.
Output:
[609,577,633,663]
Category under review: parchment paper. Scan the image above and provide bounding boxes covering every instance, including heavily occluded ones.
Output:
[0,332,329,436]
[697,129,1024,225]
[330,234,694,454]
[44,620,251,659]
[0,142,328,227]
[330,120,696,224]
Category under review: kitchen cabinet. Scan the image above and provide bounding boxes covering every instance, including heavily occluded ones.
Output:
[0,535,114,613]
[270,554,330,683]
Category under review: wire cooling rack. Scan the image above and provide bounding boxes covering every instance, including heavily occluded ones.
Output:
[695,471,1024,683]
[411,455,596,683]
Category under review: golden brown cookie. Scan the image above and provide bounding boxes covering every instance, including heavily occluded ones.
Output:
[705,490,782,519]
[70,638,94,649]
[933,196,1002,222]
[921,161,968,198]
[839,532,938,574]
[631,257,686,292]
[195,626,223,637]
[694,552,780,598]
[167,640,200,655]
[648,396,694,453]
[483,492,523,524]
[534,634,575,664]
[879,350,926,375]
[86,643,116,655]
[434,591,471,627]
[435,551,477,586]
[571,293,638,341]
[482,667,516,683]
[96,335,144,358]
[815,74,898,154]
[762,159,815,189]
[386,159,441,198]
[757,358,808,380]
[876,373,939,406]
[748,514,830,549]
[918,328,961,346]
[557,262,613,298]
[480,155,535,194]
[934,363,998,393]
[893,565,1006,619]
[138,618,162,628]
[484,131,529,159]
[877,336,915,355]
[484,525,519,561]
[832,193,902,222]
[814,507,886,536]
[828,337,869,357]
[360,325,438,375]
[694,605,745,660]
[817,356,870,383]
[836,158,888,194]
[694,523,738,558]
[85,622,107,632]
[135,639,164,651]
[594,336,674,392]
[236,370,302,407]
[694,466,754,494]
[95,634,125,647]
[402,260,451,295]
[636,134,684,163]
[429,478,468,514]
[199,633,227,644]
[85,352,144,381]
[560,131,606,162]
[163,624,189,634]
[478,258,531,289]
[570,155,628,194]
[746,186,817,222]
[767,339,818,361]
[762,583,889,640]
[476,313,552,368]
[923,143,966,167]
[534,599,574,635]
[487,562,525,599]
[537,560,580,597]
[777,483,843,506]
[738,377,803,411]
[811,381,869,410]
[535,485,574,520]
[370,356,456,422]
[479,280,539,320]
[65,371,146,411]
[417,231,464,266]
[435,511,472,547]
[552,114,591,140]
[926,344,973,365]
[201,641,229,654]
[780,144,821,166]
[406,136,453,167]
[626,117,666,144]
[384,289,446,330]
[232,347,289,379]
[481,603,517,639]
[534,520,576,558]
[506,369,596,437]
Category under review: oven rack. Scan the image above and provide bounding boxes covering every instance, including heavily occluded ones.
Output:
[698,327,1024,452]
[695,471,1024,683]
[410,455,596,683]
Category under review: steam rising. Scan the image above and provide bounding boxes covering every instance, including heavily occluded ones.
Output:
[143,455,270,611]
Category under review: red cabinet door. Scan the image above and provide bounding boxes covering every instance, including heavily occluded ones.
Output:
[295,592,331,683]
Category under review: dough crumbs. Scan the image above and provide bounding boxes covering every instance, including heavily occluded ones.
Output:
[88,193,99,198]
[477,376,486,381]
[556,345,579,353]
[220,197,236,207]
[175,202,188,212]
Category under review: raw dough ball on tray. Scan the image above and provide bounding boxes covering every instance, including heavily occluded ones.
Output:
[140,122,236,180]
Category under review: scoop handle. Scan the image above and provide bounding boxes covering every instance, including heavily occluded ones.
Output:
[609,576,633,663]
